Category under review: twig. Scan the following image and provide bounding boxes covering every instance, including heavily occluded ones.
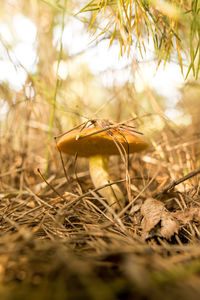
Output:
[73,152,83,195]
[0,167,25,178]
[57,179,128,215]
[77,122,143,140]
[55,137,70,183]
[37,169,67,202]
[153,167,200,197]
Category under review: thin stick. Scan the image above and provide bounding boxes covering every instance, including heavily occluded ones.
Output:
[58,178,128,214]
[73,152,83,195]
[37,169,67,202]
[153,167,200,197]
[54,122,85,139]
[77,123,143,140]
[55,116,148,141]
[55,137,70,183]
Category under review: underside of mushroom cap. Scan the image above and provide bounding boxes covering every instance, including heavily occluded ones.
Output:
[56,126,149,157]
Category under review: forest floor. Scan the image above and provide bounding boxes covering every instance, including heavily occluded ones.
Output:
[0,122,200,300]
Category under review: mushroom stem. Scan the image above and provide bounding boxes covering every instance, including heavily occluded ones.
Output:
[89,155,125,211]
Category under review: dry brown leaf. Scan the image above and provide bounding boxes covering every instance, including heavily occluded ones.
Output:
[141,198,179,240]
[141,198,164,233]
[160,212,179,240]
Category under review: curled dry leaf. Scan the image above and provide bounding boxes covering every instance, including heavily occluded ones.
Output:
[141,198,164,233]
[141,198,179,240]
[160,213,179,240]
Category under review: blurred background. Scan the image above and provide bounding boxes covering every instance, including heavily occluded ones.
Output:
[0,0,199,176]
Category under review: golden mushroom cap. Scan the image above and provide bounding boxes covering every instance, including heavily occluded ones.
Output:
[56,126,149,157]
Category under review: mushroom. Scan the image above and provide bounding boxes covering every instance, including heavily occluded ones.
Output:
[56,124,149,211]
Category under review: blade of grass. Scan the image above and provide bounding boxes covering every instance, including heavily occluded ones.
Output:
[45,0,67,176]
[41,0,63,10]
